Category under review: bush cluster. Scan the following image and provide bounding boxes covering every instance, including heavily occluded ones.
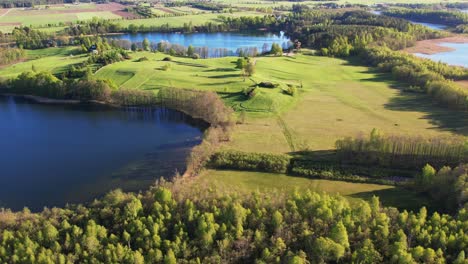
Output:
[210,150,291,173]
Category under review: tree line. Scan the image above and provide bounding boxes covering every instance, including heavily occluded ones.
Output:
[0,47,25,66]
[335,129,468,170]
[0,182,467,263]
[4,70,116,101]
[362,47,468,110]
[382,8,468,27]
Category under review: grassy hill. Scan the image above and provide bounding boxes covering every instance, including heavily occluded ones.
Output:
[94,51,467,152]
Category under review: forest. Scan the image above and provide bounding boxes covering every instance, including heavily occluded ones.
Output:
[0,183,467,263]
[382,8,468,27]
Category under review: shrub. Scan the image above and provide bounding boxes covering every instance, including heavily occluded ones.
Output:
[258,82,278,88]
[161,63,171,71]
[283,85,297,96]
[209,150,291,173]
[162,57,172,61]
[136,56,149,62]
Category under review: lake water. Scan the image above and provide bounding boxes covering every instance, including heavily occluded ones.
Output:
[0,96,204,211]
[410,21,448,30]
[369,10,447,30]
[108,32,291,57]
[413,42,468,68]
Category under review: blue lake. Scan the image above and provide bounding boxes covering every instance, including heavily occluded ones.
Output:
[414,42,468,68]
[369,10,448,30]
[108,31,291,57]
[410,21,448,30]
[0,96,204,211]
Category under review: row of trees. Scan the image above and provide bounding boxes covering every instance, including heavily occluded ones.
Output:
[362,47,468,110]
[335,129,468,170]
[5,71,116,101]
[383,8,468,27]
[0,183,467,263]
[0,47,25,65]
[157,87,234,175]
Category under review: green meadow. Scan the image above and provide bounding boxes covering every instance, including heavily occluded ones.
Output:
[94,51,467,153]
[189,169,436,212]
[0,47,87,78]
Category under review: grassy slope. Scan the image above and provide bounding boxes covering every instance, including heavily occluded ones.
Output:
[96,51,466,153]
[0,47,87,78]
[191,169,436,212]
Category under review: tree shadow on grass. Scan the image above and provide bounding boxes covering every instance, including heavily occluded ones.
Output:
[385,92,468,136]
[207,74,241,79]
[342,57,468,136]
[204,67,237,72]
[173,61,209,68]
[350,188,444,213]
[200,81,240,86]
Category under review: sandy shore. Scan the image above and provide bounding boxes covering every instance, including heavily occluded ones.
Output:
[404,36,468,55]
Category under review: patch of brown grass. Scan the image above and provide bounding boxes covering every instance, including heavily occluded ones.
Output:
[404,36,468,55]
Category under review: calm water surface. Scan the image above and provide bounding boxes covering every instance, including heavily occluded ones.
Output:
[369,10,448,30]
[414,42,468,68]
[0,96,204,211]
[109,32,291,56]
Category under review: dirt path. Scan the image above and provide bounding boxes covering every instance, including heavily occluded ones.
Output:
[0,8,12,18]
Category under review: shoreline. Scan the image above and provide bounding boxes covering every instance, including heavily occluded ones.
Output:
[404,36,468,55]
[0,93,111,106]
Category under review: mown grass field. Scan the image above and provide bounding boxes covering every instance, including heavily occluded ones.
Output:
[95,51,467,153]
[0,47,87,78]
[189,169,436,212]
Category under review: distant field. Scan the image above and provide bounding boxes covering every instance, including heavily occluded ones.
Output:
[216,0,468,5]
[117,11,264,28]
[190,169,435,212]
[0,3,128,32]
[0,47,87,78]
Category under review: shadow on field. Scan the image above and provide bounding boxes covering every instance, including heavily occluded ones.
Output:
[201,81,239,86]
[343,57,468,136]
[204,68,237,72]
[173,61,209,68]
[385,92,468,136]
[207,74,241,79]
[350,188,442,213]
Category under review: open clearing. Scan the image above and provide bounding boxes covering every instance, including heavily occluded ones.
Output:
[189,169,435,212]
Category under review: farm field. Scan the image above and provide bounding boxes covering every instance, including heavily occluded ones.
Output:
[217,0,468,5]
[94,51,467,153]
[116,11,265,28]
[189,169,436,212]
[0,3,129,33]
[0,47,86,78]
